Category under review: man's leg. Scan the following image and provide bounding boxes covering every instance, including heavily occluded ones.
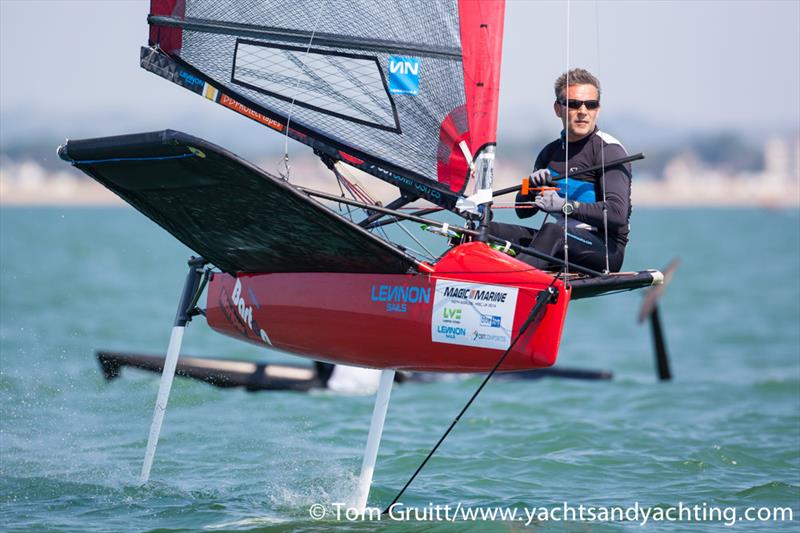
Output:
[486,220,623,272]
[560,225,623,272]
[487,221,537,248]
[513,222,621,272]
[519,222,563,269]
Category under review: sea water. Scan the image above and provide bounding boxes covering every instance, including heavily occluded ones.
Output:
[1,207,798,532]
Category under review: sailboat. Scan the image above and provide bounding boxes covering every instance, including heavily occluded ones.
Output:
[58,0,663,508]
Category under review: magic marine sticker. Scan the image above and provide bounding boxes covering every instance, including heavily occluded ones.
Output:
[431,280,518,350]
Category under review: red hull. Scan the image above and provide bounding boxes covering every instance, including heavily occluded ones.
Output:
[205,242,570,372]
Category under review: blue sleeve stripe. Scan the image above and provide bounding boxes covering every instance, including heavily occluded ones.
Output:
[70,153,197,165]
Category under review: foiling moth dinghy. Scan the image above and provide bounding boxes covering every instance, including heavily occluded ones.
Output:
[59,0,663,509]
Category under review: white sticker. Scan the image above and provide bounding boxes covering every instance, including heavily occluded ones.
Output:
[431,280,518,350]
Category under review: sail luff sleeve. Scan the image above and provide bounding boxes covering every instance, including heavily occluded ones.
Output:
[460,0,504,156]
[145,0,499,209]
[149,0,184,53]
[434,0,505,197]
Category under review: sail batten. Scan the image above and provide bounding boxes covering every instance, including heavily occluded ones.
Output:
[146,0,505,210]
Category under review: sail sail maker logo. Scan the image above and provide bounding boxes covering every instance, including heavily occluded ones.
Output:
[219,94,284,132]
[371,284,430,313]
[388,56,420,95]
[178,71,204,88]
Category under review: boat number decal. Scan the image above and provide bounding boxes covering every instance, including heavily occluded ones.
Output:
[431,280,518,350]
[388,56,420,95]
[230,278,272,345]
[370,284,430,313]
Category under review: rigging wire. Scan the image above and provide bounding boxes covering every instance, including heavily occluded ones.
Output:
[595,0,611,274]
[562,0,571,278]
[330,162,428,255]
[331,161,437,261]
[334,169,356,222]
[383,277,561,513]
[279,0,328,181]
[393,222,436,261]
[338,172,386,239]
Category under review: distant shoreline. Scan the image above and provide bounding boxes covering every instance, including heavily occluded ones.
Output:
[2,187,798,208]
[2,162,798,208]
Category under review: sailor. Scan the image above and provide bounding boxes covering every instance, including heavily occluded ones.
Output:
[492,68,631,273]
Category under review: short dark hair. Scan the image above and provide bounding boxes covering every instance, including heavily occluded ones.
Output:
[554,68,601,102]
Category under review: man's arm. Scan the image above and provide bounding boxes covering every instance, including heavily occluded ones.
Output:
[572,144,631,231]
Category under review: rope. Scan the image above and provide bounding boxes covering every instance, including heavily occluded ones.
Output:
[382,282,560,513]
[327,162,435,258]
[280,1,327,181]
[595,0,611,274]
[334,168,356,222]
[395,223,436,261]
[562,0,571,278]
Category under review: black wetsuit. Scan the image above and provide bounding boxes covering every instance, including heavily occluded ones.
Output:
[491,127,632,272]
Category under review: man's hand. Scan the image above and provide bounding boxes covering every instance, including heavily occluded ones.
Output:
[528,168,552,187]
[534,189,566,213]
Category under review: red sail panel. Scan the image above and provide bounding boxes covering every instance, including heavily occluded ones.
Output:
[148,0,184,53]
[437,0,505,193]
[460,0,505,154]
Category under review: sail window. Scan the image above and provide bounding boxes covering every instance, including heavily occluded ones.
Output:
[232,39,400,132]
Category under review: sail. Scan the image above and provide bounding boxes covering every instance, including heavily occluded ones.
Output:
[145,0,505,209]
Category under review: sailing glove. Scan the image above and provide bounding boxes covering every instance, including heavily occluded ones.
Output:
[534,189,566,213]
[528,168,552,187]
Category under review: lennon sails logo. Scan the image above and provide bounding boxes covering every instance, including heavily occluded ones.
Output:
[371,284,430,313]
[388,56,420,95]
[436,325,466,339]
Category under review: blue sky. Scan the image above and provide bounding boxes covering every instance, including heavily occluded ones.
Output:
[1,0,798,153]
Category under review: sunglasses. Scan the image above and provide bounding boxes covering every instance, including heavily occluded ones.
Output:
[557,99,600,110]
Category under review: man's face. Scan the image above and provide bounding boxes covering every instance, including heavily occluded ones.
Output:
[554,84,600,141]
